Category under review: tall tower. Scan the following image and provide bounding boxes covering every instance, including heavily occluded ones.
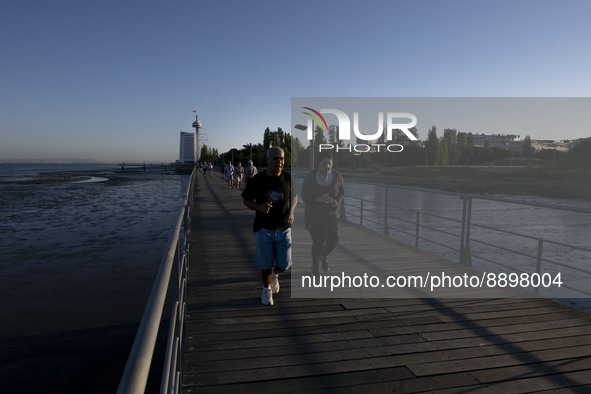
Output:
[192,115,202,162]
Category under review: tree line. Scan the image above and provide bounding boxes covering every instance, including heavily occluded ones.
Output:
[202,126,591,171]
[294,126,591,171]
[201,127,295,169]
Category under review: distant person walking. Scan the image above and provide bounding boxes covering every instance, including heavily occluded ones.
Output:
[301,151,344,275]
[244,160,258,187]
[242,147,298,306]
[224,160,235,188]
[235,162,244,190]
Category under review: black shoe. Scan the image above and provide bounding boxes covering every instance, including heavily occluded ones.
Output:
[311,264,320,276]
[321,256,330,272]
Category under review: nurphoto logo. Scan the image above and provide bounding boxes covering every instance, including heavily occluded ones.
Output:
[299,107,418,153]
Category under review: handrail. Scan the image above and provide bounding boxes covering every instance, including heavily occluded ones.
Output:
[117,168,196,394]
[329,178,591,298]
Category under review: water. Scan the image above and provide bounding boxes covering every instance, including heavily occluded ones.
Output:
[0,164,190,393]
[0,162,121,177]
[1,165,189,335]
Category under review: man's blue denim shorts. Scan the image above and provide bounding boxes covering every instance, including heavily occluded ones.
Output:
[254,228,292,270]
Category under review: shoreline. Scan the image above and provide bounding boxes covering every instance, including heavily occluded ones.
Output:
[335,166,591,204]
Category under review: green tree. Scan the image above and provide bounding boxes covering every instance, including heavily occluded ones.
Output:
[443,129,461,164]
[522,135,535,157]
[291,136,303,166]
[313,125,327,157]
[200,144,209,161]
[439,136,449,166]
[328,125,337,144]
[565,138,591,169]
[457,132,466,147]
[424,127,440,165]
[443,128,454,148]
[462,132,475,166]
[260,127,294,168]
[263,128,271,151]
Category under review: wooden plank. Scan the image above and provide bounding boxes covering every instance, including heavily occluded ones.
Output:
[186,332,424,363]
[432,370,591,393]
[402,316,591,341]
[470,356,591,384]
[407,345,591,376]
[186,367,418,394]
[185,355,421,387]
[300,373,488,394]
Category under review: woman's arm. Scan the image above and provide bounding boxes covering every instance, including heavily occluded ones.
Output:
[333,172,345,206]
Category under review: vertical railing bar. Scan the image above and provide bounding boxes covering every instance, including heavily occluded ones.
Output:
[360,199,364,227]
[177,253,184,299]
[177,300,186,393]
[168,338,180,393]
[174,371,181,394]
[464,197,473,267]
[535,239,544,294]
[160,301,179,393]
[383,186,389,236]
[415,211,420,248]
[459,195,467,265]
[178,279,186,322]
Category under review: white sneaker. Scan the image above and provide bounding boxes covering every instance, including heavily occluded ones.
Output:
[261,288,273,306]
[270,273,280,294]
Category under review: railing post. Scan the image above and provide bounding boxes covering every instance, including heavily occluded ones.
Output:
[160,302,178,393]
[360,199,364,227]
[457,195,474,266]
[464,197,473,267]
[415,211,420,247]
[459,195,473,267]
[383,186,389,236]
[459,195,467,265]
[535,239,544,294]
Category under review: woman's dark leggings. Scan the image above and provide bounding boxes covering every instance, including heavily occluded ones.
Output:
[308,217,339,262]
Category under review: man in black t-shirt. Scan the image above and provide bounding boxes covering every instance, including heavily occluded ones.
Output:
[242,147,298,306]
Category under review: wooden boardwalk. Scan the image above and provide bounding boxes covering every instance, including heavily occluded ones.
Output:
[183,172,591,393]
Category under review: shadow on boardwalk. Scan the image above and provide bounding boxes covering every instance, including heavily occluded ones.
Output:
[184,172,591,393]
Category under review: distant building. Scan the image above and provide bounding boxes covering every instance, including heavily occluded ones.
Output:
[531,140,572,152]
[470,133,521,150]
[179,131,195,163]
[445,130,521,150]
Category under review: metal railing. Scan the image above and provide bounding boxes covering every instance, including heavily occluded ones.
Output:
[117,168,196,394]
[339,180,591,298]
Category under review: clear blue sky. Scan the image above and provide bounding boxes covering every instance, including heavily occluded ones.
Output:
[1,0,590,163]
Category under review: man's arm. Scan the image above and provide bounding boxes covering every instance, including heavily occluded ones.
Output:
[243,199,272,214]
[285,194,298,225]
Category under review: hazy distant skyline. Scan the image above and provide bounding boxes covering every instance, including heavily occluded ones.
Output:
[2,0,590,163]
[292,97,591,146]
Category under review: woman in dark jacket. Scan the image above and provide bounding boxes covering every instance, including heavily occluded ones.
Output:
[301,151,345,275]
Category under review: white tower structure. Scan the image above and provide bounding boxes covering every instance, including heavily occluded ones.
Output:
[192,115,202,162]
[179,131,195,163]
